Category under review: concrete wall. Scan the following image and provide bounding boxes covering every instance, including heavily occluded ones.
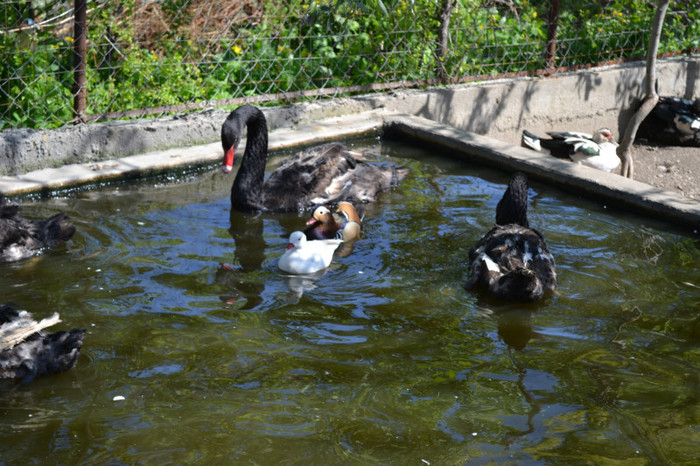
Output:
[1,56,698,176]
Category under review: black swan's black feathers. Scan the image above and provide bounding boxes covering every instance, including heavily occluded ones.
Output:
[221,105,408,212]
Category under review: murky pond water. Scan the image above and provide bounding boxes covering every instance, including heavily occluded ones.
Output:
[1,136,699,464]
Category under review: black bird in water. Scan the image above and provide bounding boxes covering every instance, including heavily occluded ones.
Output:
[0,304,85,384]
[220,104,407,212]
[0,195,75,262]
[465,172,557,302]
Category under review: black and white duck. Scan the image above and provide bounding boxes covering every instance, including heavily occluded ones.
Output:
[521,128,620,172]
[0,304,85,384]
[638,96,700,147]
[221,105,408,212]
[464,172,557,302]
[0,195,76,262]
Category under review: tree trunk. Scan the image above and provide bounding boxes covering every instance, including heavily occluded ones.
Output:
[617,0,670,179]
[435,0,453,83]
[544,0,560,73]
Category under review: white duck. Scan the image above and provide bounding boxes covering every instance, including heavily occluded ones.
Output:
[278,231,342,274]
[465,172,557,302]
[221,105,408,212]
[521,128,620,172]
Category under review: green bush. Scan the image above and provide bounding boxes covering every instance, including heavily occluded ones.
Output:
[0,0,696,130]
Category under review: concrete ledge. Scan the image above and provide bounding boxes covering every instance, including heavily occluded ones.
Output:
[0,111,385,195]
[1,109,698,230]
[2,57,698,177]
[384,114,700,230]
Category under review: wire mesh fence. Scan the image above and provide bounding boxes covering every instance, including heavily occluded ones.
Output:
[1,0,698,130]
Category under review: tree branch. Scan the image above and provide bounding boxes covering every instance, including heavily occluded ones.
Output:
[617,0,670,179]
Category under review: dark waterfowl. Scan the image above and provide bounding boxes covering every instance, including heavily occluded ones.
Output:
[521,128,620,172]
[0,195,76,262]
[221,105,408,212]
[638,96,700,147]
[0,304,85,384]
[465,172,557,302]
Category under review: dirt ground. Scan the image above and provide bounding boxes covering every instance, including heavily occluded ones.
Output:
[631,142,700,200]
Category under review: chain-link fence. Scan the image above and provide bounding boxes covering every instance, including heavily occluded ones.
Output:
[1,0,698,130]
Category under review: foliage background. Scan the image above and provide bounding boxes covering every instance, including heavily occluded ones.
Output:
[1,0,698,130]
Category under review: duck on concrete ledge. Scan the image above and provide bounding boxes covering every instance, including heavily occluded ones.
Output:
[637,96,700,147]
[521,128,620,173]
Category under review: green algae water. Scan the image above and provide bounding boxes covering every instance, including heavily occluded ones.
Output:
[1,137,699,464]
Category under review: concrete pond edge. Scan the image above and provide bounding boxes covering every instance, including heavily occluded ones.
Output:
[1,110,698,232]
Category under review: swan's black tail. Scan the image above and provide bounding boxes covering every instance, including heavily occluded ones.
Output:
[38,213,76,247]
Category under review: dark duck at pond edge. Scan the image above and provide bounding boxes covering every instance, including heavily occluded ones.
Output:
[0,304,85,384]
[464,172,557,302]
[0,195,76,262]
[637,96,700,147]
[221,105,408,212]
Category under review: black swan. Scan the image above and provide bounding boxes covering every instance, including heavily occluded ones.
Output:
[0,304,85,383]
[521,128,620,172]
[221,105,408,212]
[0,195,76,262]
[638,96,700,147]
[465,172,557,302]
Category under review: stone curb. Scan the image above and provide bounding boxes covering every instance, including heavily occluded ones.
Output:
[1,110,698,231]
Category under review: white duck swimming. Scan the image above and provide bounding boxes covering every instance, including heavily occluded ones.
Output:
[278,231,342,274]
[464,172,557,302]
[221,105,408,212]
[521,128,620,172]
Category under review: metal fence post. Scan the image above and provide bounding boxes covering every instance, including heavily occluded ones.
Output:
[72,0,87,124]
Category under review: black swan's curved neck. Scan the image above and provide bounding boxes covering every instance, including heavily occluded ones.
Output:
[496,172,530,228]
[230,105,269,212]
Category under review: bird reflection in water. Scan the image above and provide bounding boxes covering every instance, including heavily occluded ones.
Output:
[215,210,267,310]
